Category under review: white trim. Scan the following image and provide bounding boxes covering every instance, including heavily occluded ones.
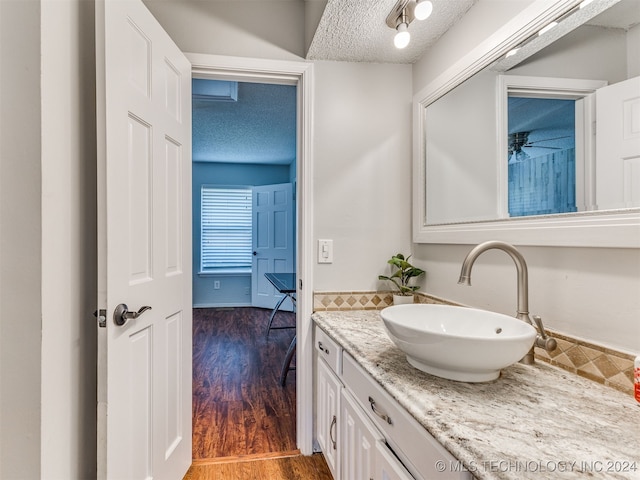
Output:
[412,210,640,248]
[193,302,252,308]
[412,0,640,248]
[186,53,315,455]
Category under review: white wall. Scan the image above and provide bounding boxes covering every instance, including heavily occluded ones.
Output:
[40,0,97,477]
[415,244,640,353]
[507,24,628,83]
[313,61,413,291]
[0,1,97,478]
[411,1,640,354]
[0,1,42,478]
[143,0,306,61]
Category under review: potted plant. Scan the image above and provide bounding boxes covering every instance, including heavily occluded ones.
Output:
[378,253,425,305]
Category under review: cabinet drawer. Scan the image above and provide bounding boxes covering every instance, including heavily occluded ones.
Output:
[315,326,341,375]
[376,440,415,480]
[342,353,470,480]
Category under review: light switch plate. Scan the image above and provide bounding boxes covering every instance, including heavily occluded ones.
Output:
[318,239,333,264]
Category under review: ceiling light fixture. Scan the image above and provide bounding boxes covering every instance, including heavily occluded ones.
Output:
[386,0,434,50]
[413,0,433,21]
[394,12,411,49]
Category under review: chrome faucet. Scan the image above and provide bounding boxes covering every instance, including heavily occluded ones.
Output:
[458,240,556,364]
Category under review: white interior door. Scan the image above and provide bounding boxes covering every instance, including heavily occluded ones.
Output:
[251,182,295,309]
[96,1,192,479]
[596,76,640,209]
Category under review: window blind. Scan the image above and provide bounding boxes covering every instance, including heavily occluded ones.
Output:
[201,186,252,270]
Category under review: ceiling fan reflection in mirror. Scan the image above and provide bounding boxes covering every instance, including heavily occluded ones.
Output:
[508,131,571,163]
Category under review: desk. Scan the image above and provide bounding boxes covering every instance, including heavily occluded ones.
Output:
[264,272,296,386]
[264,272,296,338]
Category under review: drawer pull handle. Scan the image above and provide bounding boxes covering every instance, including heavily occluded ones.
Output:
[368,396,392,425]
[329,415,337,450]
[318,341,330,355]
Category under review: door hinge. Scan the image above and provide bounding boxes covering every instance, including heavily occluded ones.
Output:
[299,279,303,290]
[93,309,107,328]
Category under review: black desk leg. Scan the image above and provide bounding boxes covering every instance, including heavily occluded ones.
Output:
[266,294,288,338]
[279,335,296,386]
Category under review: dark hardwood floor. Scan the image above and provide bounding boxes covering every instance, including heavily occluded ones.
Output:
[184,453,333,480]
[192,307,297,460]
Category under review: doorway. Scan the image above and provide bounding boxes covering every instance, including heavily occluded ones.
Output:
[191,81,297,310]
[188,53,315,458]
[190,75,302,462]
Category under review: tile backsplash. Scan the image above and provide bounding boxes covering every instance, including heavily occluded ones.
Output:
[313,290,635,396]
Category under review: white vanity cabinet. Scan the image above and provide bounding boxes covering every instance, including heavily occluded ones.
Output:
[342,352,471,480]
[341,388,416,480]
[375,440,416,480]
[341,388,379,480]
[315,324,472,480]
[317,357,342,479]
[315,327,343,480]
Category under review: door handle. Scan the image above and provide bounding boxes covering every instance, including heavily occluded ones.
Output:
[329,415,337,450]
[368,396,392,425]
[113,304,152,326]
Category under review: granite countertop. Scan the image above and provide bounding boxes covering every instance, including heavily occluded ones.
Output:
[312,310,640,480]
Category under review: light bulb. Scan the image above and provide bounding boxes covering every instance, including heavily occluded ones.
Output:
[394,23,410,49]
[414,0,433,21]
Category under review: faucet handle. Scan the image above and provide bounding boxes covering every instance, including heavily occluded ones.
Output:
[532,315,557,351]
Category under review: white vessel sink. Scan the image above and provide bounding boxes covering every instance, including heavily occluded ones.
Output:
[380,304,536,382]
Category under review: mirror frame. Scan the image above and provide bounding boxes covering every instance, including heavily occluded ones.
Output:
[412,0,640,248]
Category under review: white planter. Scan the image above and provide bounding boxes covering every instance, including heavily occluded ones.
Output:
[393,294,414,305]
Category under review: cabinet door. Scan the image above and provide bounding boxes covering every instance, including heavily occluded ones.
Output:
[317,358,341,480]
[375,440,415,480]
[341,389,383,480]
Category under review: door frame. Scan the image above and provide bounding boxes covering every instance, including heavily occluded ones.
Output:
[188,53,314,455]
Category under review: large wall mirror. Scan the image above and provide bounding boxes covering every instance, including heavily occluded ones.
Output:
[413,0,640,247]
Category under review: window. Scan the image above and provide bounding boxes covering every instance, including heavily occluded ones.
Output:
[201,186,252,271]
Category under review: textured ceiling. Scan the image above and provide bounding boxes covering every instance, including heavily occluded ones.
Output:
[192,82,297,165]
[307,0,477,64]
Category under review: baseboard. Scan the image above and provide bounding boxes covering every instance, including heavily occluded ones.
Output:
[190,450,302,466]
[193,302,252,308]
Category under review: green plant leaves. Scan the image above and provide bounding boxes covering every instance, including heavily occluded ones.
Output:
[379,253,425,294]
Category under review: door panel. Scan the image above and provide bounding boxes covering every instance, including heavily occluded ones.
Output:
[251,183,294,309]
[596,76,640,209]
[96,0,192,478]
